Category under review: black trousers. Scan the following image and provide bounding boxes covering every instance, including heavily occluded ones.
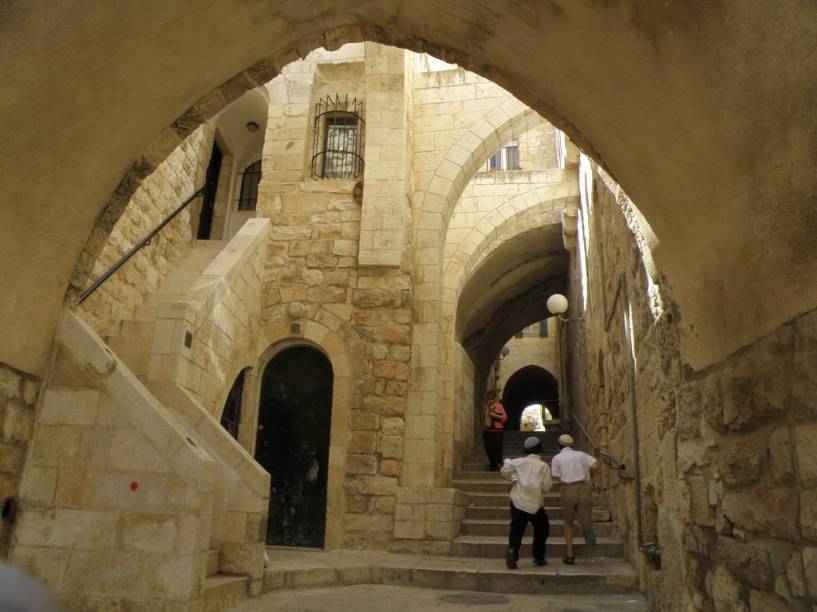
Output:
[483,430,504,469]
[508,502,549,562]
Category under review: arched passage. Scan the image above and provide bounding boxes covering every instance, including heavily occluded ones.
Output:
[4,3,817,376]
[256,345,333,548]
[501,365,560,429]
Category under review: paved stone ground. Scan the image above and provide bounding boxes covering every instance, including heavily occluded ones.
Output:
[229,583,649,611]
[263,547,638,577]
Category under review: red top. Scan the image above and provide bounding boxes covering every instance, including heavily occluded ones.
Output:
[486,402,508,430]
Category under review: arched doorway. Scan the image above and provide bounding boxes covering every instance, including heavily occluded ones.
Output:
[256,346,333,548]
[502,366,559,430]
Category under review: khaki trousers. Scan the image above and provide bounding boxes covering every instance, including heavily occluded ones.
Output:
[560,481,592,526]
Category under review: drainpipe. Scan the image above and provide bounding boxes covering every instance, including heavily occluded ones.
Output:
[604,273,661,567]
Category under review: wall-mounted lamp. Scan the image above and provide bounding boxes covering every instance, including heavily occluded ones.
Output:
[500,345,510,359]
[547,293,584,322]
[245,121,260,132]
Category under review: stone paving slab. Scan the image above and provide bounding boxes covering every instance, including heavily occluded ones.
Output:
[229,583,649,611]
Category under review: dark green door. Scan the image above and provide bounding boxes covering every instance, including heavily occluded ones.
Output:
[255,347,333,548]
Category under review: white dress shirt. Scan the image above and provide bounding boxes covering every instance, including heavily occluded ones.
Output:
[500,454,553,514]
[551,447,597,484]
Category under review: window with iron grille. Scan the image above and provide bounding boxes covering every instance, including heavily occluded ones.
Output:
[514,321,549,339]
[237,160,261,211]
[311,95,365,179]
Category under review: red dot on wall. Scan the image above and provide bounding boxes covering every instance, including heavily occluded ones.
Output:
[129,481,139,492]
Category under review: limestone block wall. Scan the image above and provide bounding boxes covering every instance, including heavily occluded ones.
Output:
[10,312,217,611]
[358,42,412,266]
[517,123,558,170]
[78,124,215,337]
[258,175,413,550]
[568,159,817,611]
[146,218,270,418]
[0,363,39,558]
[393,487,468,554]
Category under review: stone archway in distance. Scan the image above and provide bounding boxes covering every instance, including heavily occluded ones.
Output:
[501,365,560,430]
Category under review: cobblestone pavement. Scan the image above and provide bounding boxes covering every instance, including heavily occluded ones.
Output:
[229,584,649,611]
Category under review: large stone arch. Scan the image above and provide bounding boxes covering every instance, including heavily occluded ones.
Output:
[418,101,542,230]
[442,187,579,308]
[4,2,817,377]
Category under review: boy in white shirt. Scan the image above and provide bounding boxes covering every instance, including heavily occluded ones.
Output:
[500,436,553,569]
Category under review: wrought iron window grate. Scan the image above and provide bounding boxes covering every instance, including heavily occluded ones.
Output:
[237,160,261,211]
[311,94,365,179]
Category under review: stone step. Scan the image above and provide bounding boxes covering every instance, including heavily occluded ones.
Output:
[465,505,611,522]
[455,470,567,481]
[133,303,159,321]
[460,519,615,538]
[465,491,605,507]
[462,457,560,471]
[261,552,639,596]
[203,574,248,612]
[454,479,566,494]
[106,334,153,354]
[118,319,156,338]
[369,563,637,595]
[196,239,227,250]
[143,291,186,307]
[115,351,151,377]
[450,536,624,559]
[207,550,220,577]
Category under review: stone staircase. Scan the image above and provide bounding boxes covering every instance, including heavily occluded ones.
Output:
[446,429,635,591]
[205,549,250,611]
[105,239,255,612]
[105,240,225,378]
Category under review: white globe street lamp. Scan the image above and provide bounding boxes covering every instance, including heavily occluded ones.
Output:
[547,293,583,322]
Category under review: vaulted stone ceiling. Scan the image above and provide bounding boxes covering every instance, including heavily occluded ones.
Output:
[456,224,567,376]
[3,1,817,374]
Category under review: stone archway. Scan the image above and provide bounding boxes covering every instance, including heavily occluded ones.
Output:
[5,3,817,376]
[254,320,353,550]
[501,365,560,429]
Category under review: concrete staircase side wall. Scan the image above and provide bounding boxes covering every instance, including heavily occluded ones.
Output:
[149,381,268,596]
[146,218,271,419]
[10,311,218,611]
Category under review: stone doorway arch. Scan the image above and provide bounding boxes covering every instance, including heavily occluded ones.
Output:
[256,345,334,548]
[501,365,560,430]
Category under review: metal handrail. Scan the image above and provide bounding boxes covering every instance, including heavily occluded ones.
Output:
[78,185,206,304]
[569,412,633,479]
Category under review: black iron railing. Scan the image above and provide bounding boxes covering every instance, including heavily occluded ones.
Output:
[78,185,206,304]
[569,412,632,479]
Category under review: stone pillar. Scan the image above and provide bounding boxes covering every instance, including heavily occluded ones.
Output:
[358,43,411,267]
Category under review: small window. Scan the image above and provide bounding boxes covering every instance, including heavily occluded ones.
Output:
[237,160,261,211]
[485,140,521,172]
[539,320,549,337]
[311,95,365,179]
